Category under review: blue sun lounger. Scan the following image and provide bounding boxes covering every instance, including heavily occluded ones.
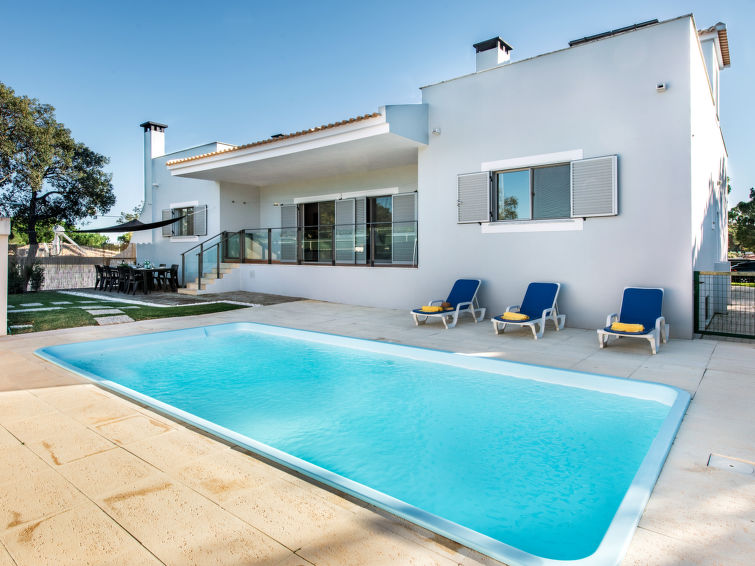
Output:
[491,282,566,340]
[597,287,668,354]
[411,279,486,329]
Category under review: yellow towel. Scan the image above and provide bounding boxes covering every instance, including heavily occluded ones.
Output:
[501,312,530,321]
[611,322,645,333]
[419,306,443,313]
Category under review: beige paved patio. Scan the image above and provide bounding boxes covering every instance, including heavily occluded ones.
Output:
[1,301,753,565]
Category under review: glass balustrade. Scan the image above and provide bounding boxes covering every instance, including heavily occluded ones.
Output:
[182,222,417,285]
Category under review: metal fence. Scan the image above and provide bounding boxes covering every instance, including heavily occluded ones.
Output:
[9,243,136,291]
[694,271,755,339]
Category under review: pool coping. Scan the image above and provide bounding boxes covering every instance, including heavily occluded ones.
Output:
[35,321,692,566]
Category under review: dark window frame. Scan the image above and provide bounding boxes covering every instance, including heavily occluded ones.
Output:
[493,162,571,222]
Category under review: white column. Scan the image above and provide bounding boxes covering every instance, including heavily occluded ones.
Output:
[0,218,10,337]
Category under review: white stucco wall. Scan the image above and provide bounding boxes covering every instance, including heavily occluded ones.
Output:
[138,143,224,267]
[219,182,260,232]
[417,17,696,337]
[690,22,728,272]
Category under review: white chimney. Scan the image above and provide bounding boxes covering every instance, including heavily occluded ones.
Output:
[138,121,167,233]
[140,121,167,158]
[473,37,513,72]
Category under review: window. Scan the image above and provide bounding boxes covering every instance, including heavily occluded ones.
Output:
[162,204,207,237]
[494,164,571,221]
[172,207,194,236]
[457,155,617,224]
[279,193,417,266]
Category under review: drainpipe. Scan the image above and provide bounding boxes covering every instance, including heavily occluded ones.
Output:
[0,218,10,336]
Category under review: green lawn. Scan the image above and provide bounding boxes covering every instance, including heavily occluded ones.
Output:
[7,291,248,334]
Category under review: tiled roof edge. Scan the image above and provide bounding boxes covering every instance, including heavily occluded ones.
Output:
[166,112,382,166]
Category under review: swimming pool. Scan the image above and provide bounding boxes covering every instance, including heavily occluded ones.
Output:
[37,323,689,565]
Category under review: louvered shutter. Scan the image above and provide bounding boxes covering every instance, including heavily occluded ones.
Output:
[335,199,355,263]
[457,172,491,223]
[392,193,417,264]
[571,156,617,217]
[354,198,367,263]
[162,209,173,237]
[193,205,208,236]
[280,204,298,262]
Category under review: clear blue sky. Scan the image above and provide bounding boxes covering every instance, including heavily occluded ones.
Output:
[3,0,753,227]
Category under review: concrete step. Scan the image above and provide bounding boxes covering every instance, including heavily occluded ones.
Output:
[185,282,207,290]
[200,273,224,280]
[177,288,211,296]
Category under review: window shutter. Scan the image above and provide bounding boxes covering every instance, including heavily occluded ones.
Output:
[280,204,297,228]
[392,193,417,222]
[193,205,208,236]
[354,198,367,263]
[457,172,491,223]
[280,204,298,262]
[335,199,356,263]
[571,156,617,217]
[392,193,418,265]
[162,209,173,237]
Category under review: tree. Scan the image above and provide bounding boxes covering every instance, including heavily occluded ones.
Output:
[0,82,115,267]
[729,188,755,252]
[9,218,108,248]
[498,196,519,220]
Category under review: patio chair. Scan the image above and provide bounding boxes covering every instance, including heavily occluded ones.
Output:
[491,282,566,340]
[411,279,486,329]
[597,287,668,355]
[94,265,104,290]
[117,265,130,293]
[167,264,179,291]
[126,267,145,295]
[105,266,120,292]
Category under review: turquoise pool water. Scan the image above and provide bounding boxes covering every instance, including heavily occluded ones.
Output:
[37,323,689,565]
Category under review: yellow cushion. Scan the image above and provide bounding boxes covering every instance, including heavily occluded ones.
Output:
[611,322,645,333]
[419,306,443,313]
[501,312,530,321]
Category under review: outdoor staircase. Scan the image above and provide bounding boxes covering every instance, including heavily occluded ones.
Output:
[178,263,241,295]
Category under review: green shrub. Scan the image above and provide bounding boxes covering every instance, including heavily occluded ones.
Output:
[28,262,45,292]
[7,259,25,294]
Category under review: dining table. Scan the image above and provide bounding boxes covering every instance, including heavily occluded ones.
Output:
[130,266,173,294]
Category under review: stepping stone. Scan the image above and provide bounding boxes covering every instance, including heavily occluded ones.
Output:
[7,305,14,309]
[76,300,99,304]
[51,301,73,305]
[94,315,134,325]
[12,307,64,312]
[119,306,141,309]
[86,309,125,316]
[75,305,109,309]
[20,303,43,307]
[9,324,33,329]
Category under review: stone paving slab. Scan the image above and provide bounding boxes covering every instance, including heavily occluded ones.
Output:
[86,309,125,316]
[95,315,134,325]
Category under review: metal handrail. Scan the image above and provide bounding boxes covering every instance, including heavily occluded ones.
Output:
[181,221,419,286]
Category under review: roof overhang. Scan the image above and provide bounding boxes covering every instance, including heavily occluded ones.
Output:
[167,105,428,186]
[698,22,730,68]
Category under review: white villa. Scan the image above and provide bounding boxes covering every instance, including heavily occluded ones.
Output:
[134,14,730,339]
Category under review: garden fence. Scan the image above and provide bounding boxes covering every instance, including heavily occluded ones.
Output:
[8,243,136,291]
[694,271,755,339]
